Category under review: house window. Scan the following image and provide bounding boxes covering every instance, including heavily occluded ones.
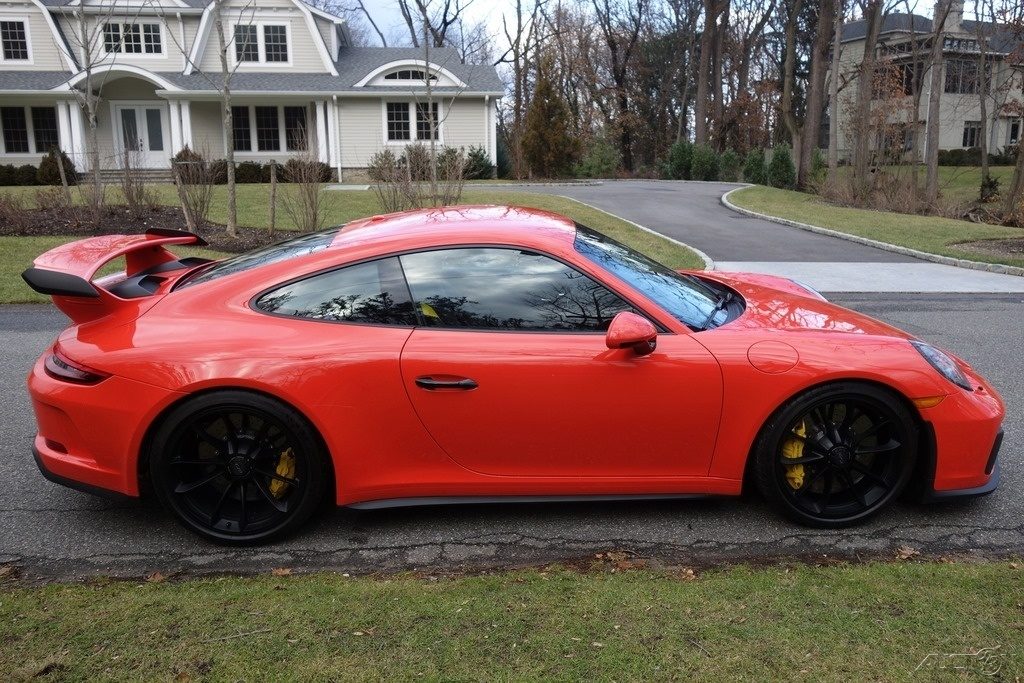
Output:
[284,106,307,151]
[263,25,288,63]
[234,25,258,62]
[231,105,251,152]
[0,20,29,61]
[963,121,981,148]
[103,22,162,55]
[384,69,437,82]
[386,102,441,142]
[416,102,439,140]
[254,106,279,151]
[944,59,989,94]
[1,107,28,153]
[1010,120,1021,145]
[386,102,410,141]
[31,107,59,152]
[233,23,288,64]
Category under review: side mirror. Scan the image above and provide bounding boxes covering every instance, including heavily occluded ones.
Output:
[605,311,657,357]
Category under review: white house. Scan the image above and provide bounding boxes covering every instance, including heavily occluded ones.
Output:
[0,0,503,179]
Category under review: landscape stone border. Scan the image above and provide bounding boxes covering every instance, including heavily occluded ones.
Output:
[721,186,1024,277]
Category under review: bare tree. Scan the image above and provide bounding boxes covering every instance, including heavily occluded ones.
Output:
[497,0,547,177]
[694,0,727,144]
[851,0,885,197]
[592,0,648,170]
[799,0,837,186]
[827,0,846,172]
[925,0,953,206]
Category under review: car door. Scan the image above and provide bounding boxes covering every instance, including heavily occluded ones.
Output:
[398,247,723,478]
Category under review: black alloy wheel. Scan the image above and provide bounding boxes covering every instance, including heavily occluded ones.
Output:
[754,382,918,527]
[150,391,328,544]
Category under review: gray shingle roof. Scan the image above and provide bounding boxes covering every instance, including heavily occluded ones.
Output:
[842,12,1022,54]
[0,71,74,90]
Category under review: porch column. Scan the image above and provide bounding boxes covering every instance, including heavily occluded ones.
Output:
[315,99,328,164]
[68,101,88,172]
[168,100,182,154]
[328,98,339,173]
[56,100,73,161]
[179,100,193,149]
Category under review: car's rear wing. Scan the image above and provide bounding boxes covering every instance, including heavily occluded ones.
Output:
[22,228,211,323]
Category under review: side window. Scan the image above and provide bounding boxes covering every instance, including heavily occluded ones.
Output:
[256,257,417,326]
[400,248,633,332]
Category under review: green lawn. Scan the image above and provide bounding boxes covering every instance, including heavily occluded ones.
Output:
[0,185,703,305]
[730,185,1024,269]
[1,561,1020,680]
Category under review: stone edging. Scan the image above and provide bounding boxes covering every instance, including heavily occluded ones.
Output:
[554,194,716,271]
[720,187,1024,277]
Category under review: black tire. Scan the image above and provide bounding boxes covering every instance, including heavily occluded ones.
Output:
[149,390,329,544]
[753,382,918,527]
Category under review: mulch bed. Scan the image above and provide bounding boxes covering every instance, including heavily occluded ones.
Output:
[0,205,279,253]
[956,237,1024,260]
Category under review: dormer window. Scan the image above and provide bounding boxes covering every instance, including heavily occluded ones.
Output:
[103,22,163,55]
[384,69,438,82]
[233,23,290,65]
[0,20,30,61]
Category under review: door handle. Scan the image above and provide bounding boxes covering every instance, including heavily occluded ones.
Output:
[415,376,478,391]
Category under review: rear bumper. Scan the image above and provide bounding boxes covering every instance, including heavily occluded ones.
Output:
[33,444,135,501]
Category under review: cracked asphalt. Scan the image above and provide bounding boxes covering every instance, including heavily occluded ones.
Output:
[1,292,1021,580]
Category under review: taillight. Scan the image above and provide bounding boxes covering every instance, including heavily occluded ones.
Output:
[44,349,108,385]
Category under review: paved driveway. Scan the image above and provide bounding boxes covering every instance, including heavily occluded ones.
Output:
[509,181,1024,293]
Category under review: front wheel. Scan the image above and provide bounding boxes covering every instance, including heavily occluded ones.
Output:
[753,382,918,527]
[149,391,329,544]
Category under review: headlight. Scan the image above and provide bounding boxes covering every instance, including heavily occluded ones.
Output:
[911,340,972,390]
[790,279,827,301]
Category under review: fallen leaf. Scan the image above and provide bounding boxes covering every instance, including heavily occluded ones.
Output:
[271,567,292,577]
[591,642,604,648]
[895,546,920,560]
[145,571,166,583]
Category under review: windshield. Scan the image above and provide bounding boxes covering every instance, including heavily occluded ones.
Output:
[574,225,732,330]
[175,229,341,289]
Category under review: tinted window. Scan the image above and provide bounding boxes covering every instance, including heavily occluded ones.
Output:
[400,248,632,331]
[574,226,729,330]
[256,257,416,325]
[177,229,341,289]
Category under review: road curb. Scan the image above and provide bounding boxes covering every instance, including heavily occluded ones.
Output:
[554,194,716,271]
[720,187,1024,277]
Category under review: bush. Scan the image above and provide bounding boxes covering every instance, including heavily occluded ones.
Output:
[36,148,76,186]
[718,149,741,182]
[209,159,228,184]
[991,145,1017,166]
[261,161,283,182]
[496,135,512,179]
[574,138,620,178]
[172,146,203,164]
[0,164,15,186]
[235,161,263,183]
[980,174,1000,202]
[15,164,38,186]
[663,140,693,180]
[690,144,719,181]
[464,145,493,180]
[284,157,331,184]
[936,147,983,166]
[767,146,796,189]
[400,144,432,181]
[807,147,827,186]
[743,149,767,184]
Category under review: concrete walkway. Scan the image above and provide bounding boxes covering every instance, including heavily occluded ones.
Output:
[503,180,1024,293]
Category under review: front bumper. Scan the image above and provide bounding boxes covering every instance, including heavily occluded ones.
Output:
[923,429,1002,502]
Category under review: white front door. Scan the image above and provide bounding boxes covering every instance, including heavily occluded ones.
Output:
[113,104,170,168]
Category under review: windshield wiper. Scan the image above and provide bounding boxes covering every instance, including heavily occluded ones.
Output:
[699,291,734,330]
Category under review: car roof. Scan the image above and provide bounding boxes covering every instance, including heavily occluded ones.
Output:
[330,205,579,252]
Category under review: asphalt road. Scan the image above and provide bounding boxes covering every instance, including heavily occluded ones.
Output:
[2,293,1021,580]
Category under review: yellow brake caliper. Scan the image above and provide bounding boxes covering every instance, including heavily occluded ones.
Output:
[269,447,296,499]
[782,421,807,489]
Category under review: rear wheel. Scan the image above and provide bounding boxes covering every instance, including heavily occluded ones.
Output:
[753,382,918,527]
[149,391,329,544]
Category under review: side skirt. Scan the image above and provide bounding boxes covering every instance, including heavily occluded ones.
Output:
[348,493,720,511]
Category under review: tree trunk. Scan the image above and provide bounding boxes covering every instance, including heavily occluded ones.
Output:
[827,1,844,173]
[799,0,836,187]
[694,0,718,145]
[852,0,884,198]
[710,2,728,148]
[780,0,803,154]
[925,1,951,207]
[212,0,237,237]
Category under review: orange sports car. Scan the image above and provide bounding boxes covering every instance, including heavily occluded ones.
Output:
[23,206,1004,543]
